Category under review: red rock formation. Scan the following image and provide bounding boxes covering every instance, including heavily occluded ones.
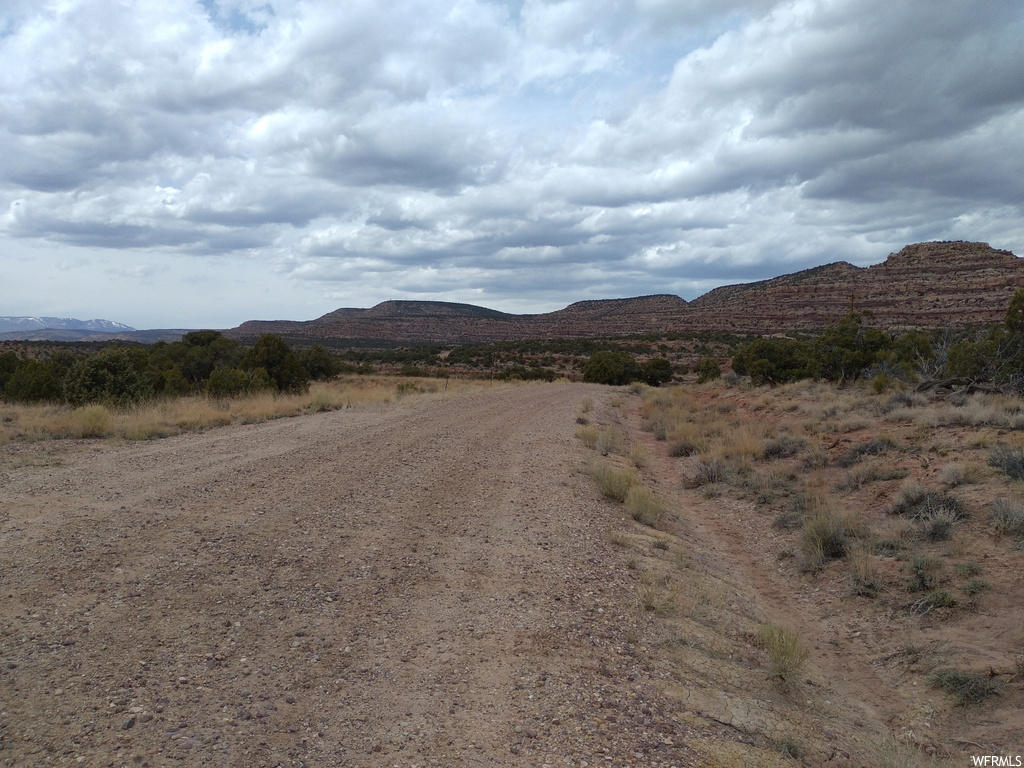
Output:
[227,242,1023,343]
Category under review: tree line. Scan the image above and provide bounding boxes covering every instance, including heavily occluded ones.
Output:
[0,332,346,406]
[729,290,1024,389]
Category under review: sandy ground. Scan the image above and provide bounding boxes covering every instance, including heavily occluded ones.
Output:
[4,381,1019,768]
[1,384,703,767]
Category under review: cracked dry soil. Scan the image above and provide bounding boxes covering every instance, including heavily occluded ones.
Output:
[1,384,698,767]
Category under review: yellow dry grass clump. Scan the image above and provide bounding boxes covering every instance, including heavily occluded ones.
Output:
[0,376,494,443]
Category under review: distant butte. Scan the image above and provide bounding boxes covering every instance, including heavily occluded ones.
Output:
[226,241,1023,344]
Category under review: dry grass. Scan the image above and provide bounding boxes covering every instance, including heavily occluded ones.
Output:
[991,498,1024,536]
[758,622,809,685]
[575,425,600,449]
[625,485,666,526]
[847,542,883,597]
[873,735,924,768]
[597,426,625,456]
[587,461,639,502]
[0,376,489,443]
[629,442,650,469]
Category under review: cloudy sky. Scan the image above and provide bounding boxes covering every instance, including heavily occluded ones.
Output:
[2,0,1023,329]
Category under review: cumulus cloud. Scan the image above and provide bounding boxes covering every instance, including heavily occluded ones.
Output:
[0,0,1021,328]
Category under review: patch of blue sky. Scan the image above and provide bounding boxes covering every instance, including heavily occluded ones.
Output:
[199,0,275,36]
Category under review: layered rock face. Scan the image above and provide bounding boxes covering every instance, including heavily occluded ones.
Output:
[231,295,692,343]
[684,241,1023,334]
[229,242,1024,343]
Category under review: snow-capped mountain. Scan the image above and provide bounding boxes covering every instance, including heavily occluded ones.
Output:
[0,317,136,333]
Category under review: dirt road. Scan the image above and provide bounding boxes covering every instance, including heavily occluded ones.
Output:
[1,384,696,767]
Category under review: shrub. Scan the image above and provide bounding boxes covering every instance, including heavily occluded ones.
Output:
[991,498,1024,535]
[847,543,882,597]
[240,334,310,393]
[628,443,650,469]
[588,463,639,502]
[963,578,989,596]
[921,590,956,610]
[905,556,939,593]
[955,561,981,578]
[575,425,599,449]
[761,433,807,460]
[63,346,153,407]
[801,447,829,469]
[989,444,1024,479]
[596,427,624,456]
[922,502,963,541]
[731,338,811,385]
[684,455,726,487]
[695,357,721,384]
[625,486,665,526]
[835,438,899,467]
[642,357,673,386]
[882,391,927,413]
[4,358,64,402]
[758,623,809,684]
[297,345,342,380]
[834,462,908,493]
[930,669,1000,707]
[889,484,967,535]
[800,511,850,571]
[583,351,641,386]
[889,481,928,514]
[939,462,968,487]
[668,436,701,457]
[206,367,250,398]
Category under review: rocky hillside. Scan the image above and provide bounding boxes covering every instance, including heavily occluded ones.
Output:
[684,241,1024,333]
[228,241,1024,343]
[230,295,691,343]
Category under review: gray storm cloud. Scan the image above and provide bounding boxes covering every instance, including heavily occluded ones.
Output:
[1,0,1022,327]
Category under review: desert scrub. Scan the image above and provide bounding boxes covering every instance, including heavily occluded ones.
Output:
[800,510,856,572]
[921,500,965,541]
[939,462,981,487]
[989,444,1024,479]
[833,460,908,493]
[596,426,624,456]
[910,590,956,614]
[881,390,927,413]
[991,498,1024,535]
[873,734,924,768]
[758,623,809,685]
[801,446,829,469]
[761,432,807,460]
[307,388,345,413]
[905,556,940,593]
[683,455,727,487]
[889,483,967,540]
[955,561,981,578]
[963,577,989,595]
[666,421,705,457]
[579,396,594,413]
[575,425,599,449]
[636,584,679,616]
[835,438,900,467]
[587,462,639,502]
[628,442,650,469]
[625,485,665,526]
[847,543,883,597]
[930,668,1000,706]
[70,404,114,438]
